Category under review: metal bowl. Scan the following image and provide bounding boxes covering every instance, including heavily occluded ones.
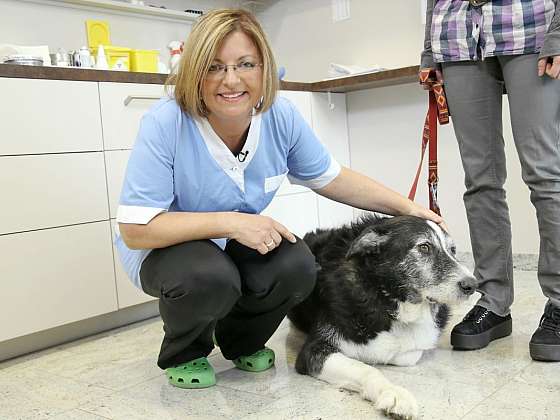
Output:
[4,54,44,66]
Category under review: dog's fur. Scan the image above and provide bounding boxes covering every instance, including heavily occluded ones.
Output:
[287,215,477,420]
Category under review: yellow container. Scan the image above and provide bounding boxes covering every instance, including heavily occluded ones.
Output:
[92,45,131,71]
[86,20,111,49]
[130,49,159,73]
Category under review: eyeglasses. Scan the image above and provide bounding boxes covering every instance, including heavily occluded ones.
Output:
[206,61,263,80]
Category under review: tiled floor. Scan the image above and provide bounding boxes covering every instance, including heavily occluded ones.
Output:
[2,270,559,420]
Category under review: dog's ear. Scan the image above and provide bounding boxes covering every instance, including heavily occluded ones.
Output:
[346,230,387,259]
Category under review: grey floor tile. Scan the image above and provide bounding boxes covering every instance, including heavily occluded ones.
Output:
[375,369,497,420]
[513,360,560,390]
[0,367,112,420]
[461,380,560,420]
[2,269,557,420]
[50,409,111,419]
[78,374,275,420]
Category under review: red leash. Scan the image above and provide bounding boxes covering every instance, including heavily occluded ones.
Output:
[408,68,449,216]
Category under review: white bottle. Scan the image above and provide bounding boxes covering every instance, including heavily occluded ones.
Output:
[95,44,109,70]
[167,41,183,72]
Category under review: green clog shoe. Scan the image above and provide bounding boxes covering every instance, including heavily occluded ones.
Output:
[166,357,216,389]
[233,347,275,372]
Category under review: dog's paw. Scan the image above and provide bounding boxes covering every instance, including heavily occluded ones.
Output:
[375,384,419,420]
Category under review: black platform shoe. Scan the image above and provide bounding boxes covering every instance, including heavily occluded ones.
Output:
[451,305,512,350]
[530,304,560,362]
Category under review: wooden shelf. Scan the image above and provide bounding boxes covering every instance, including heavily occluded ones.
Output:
[301,66,420,93]
[0,63,168,84]
[0,63,421,92]
[20,0,201,23]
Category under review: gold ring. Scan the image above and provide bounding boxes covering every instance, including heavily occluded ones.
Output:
[265,240,274,247]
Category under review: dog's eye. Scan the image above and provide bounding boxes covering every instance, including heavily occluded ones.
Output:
[418,244,431,254]
[450,246,457,255]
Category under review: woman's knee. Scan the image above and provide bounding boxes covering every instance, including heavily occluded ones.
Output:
[162,263,241,300]
[141,240,242,310]
[276,239,317,302]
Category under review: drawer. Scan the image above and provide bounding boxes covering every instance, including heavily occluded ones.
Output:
[0,78,103,155]
[105,150,131,219]
[110,221,156,309]
[99,82,167,150]
[0,222,118,342]
[261,191,319,238]
[0,153,109,234]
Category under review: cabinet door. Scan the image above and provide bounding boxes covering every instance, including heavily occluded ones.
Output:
[99,82,167,150]
[0,153,109,235]
[110,221,156,309]
[261,192,319,238]
[105,150,131,219]
[0,222,118,342]
[0,78,102,155]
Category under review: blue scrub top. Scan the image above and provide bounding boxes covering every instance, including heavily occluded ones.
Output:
[115,96,340,288]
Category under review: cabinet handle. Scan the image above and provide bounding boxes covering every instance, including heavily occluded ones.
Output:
[124,95,162,106]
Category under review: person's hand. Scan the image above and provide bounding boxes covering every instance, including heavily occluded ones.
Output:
[538,56,560,79]
[406,202,449,233]
[229,213,297,254]
[419,68,444,90]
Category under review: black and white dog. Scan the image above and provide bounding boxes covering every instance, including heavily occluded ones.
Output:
[287,215,477,420]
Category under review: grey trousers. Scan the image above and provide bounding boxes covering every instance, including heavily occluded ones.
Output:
[442,54,560,316]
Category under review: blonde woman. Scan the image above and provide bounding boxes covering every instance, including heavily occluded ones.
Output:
[116,8,443,389]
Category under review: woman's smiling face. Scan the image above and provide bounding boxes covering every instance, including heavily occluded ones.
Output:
[202,30,263,124]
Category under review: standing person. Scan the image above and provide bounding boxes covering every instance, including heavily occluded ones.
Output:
[115,8,444,390]
[421,0,560,361]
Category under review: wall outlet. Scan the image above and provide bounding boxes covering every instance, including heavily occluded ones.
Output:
[332,0,350,22]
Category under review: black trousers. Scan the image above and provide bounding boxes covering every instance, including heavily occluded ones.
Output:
[139,237,317,369]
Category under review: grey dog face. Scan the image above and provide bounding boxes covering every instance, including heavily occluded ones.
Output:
[404,220,477,305]
[349,217,477,305]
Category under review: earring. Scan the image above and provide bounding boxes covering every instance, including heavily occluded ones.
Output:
[255,96,264,110]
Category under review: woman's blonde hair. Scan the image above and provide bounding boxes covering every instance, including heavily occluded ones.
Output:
[166,8,278,118]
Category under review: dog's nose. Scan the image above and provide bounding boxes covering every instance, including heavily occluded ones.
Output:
[459,278,477,295]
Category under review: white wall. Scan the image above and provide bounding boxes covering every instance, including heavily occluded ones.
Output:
[0,0,234,60]
[347,83,539,254]
[258,0,425,81]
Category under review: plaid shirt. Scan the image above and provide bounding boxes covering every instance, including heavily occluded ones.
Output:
[430,0,557,62]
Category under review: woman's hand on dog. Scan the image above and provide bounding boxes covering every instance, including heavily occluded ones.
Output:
[407,202,449,233]
[229,213,297,254]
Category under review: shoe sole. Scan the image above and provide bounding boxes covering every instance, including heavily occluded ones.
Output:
[529,343,560,362]
[451,318,512,350]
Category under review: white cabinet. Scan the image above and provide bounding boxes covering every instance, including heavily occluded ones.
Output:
[99,82,167,150]
[0,153,109,235]
[0,78,119,347]
[0,222,118,342]
[0,78,103,155]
